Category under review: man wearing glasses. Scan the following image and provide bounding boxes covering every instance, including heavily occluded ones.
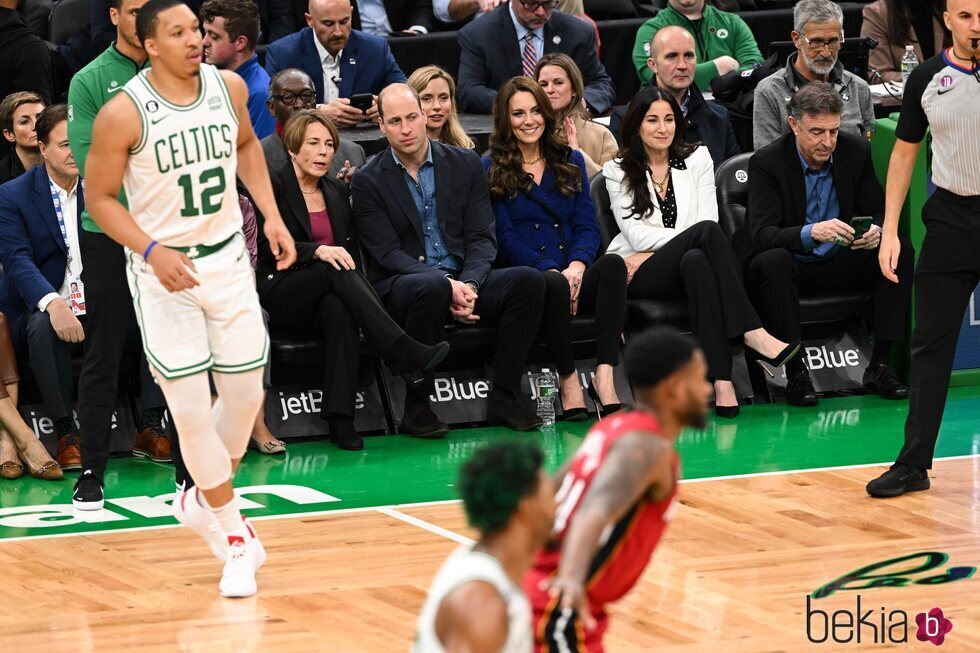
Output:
[456,0,614,114]
[753,0,874,150]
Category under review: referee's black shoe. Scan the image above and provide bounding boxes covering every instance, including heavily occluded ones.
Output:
[866,464,930,498]
[863,363,909,400]
[72,469,104,510]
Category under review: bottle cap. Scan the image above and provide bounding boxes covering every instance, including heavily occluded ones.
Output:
[541,368,551,373]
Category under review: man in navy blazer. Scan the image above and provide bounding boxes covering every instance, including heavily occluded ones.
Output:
[456,2,614,115]
[0,105,85,467]
[265,0,407,127]
[352,85,545,438]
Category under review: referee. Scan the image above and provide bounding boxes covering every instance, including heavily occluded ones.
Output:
[868,0,980,498]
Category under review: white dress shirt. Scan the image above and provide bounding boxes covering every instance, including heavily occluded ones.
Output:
[356,0,394,35]
[602,146,718,257]
[313,35,343,103]
[38,175,83,312]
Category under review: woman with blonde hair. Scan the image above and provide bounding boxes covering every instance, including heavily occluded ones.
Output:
[408,66,475,149]
[535,53,616,178]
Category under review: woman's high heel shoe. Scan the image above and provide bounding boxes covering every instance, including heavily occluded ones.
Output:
[752,340,802,376]
[560,405,589,422]
[587,384,623,419]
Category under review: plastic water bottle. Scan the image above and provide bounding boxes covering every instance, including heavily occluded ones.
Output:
[536,369,556,426]
[901,45,919,85]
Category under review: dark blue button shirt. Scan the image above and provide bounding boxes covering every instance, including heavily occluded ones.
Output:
[392,143,462,275]
[796,144,840,262]
[236,54,275,139]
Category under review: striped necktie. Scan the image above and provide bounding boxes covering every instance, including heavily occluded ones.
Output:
[522,32,537,78]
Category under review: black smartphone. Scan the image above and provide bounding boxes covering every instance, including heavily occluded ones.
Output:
[850,216,873,239]
[349,93,374,114]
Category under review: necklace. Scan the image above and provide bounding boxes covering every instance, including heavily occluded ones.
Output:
[650,168,670,194]
[522,154,543,166]
[300,185,319,195]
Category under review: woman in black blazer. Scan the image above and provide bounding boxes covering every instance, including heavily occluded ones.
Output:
[257,111,449,451]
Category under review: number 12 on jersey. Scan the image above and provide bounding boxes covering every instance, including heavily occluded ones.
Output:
[177,166,226,217]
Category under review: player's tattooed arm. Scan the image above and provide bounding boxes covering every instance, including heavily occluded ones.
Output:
[434,581,508,652]
[545,434,670,627]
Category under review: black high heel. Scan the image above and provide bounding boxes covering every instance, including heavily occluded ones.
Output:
[752,341,802,378]
[587,384,623,418]
[560,406,589,422]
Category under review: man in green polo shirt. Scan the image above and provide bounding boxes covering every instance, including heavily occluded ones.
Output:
[632,0,763,88]
[67,0,181,510]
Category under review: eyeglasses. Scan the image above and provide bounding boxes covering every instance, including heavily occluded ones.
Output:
[272,90,317,106]
[799,33,842,51]
[518,0,559,11]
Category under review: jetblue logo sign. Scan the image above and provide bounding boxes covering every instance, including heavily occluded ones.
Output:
[763,323,871,397]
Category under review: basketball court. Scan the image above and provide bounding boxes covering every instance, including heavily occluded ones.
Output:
[2,388,978,651]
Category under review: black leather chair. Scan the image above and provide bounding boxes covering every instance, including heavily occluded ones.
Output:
[48,0,91,45]
[589,171,690,331]
[715,153,874,324]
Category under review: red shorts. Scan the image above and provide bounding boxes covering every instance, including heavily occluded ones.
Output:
[526,568,609,653]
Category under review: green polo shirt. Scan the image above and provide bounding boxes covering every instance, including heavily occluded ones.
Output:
[632,4,763,88]
[67,43,148,233]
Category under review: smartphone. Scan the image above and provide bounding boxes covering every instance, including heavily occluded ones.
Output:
[349,93,374,114]
[850,216,873,239]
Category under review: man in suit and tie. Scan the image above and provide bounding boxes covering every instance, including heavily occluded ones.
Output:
[745,82,913,408]
[456,1,614,115]
[265,0,407,127]
[0,105,84,469]
[352,84,546,438]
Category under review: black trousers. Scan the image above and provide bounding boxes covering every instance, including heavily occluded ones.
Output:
[540,254,627,376]
[263,261,404,418]
[77,231,172,485]
[747,235,914,345]
[628,221,761,380]
[22,310,80,423]
[383,267,545,395]
[897,189,980,469]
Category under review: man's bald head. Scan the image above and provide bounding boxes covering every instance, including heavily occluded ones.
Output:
[306,0,352,54]
[945,0,980,54]
[378,83,422,120]
[650,25,695,59]
[648,26,697,100]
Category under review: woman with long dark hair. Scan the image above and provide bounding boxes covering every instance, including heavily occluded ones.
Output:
[861,0,948,83]
[605,86,798,417]
[485,77,626,418]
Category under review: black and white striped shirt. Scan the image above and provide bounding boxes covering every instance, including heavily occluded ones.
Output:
[897,50,980,197]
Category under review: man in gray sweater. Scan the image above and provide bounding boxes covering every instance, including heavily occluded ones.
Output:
[752,0,874,151]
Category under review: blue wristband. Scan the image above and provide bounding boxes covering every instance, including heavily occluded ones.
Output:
[143,240,159,260]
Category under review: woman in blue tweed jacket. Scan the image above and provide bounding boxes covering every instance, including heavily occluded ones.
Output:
[483,77,627,419]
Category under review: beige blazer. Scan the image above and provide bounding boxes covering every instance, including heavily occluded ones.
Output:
[861,1,948,83]
[561,114,618,178]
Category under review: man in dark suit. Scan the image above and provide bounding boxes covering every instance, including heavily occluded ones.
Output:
[745,82,913,407]
[456,1,614,115]
[352,84,546,437]
[0,105,83,469]
[265,0,407,127]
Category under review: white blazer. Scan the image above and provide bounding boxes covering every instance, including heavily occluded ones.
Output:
[602,145,718,258]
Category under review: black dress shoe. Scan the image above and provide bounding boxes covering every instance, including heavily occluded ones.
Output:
[390,337,450,374]
[486,388,543,431]
[401,394,450,439]
[786,370,819,407]
[714,404,740,419]
[560,406,589,422]
[328,416,364,451]
[866,464,930,498]
[863,363,909,400]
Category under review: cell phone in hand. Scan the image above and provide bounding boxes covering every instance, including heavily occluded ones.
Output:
[349,93,373,114]
[850,216,873,239]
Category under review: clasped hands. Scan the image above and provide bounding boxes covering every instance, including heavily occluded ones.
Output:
[450,278,479,324]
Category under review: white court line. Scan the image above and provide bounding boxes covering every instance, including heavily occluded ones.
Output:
[376,507,475,546]
[1,454,976,544]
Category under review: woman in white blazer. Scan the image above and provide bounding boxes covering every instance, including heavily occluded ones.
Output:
[603,87,799,417]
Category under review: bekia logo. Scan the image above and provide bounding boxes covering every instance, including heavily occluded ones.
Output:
[916,608,953,646]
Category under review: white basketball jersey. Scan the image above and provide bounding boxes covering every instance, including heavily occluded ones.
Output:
[120,64,242,248]
[414,546,532,653]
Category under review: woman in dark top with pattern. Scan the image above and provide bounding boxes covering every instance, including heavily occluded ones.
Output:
[484,77,627,418]
[257,111,449,450]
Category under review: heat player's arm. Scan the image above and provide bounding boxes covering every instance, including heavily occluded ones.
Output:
[85,93,155,254]
[556,433,672,587]
[434,581,508,652]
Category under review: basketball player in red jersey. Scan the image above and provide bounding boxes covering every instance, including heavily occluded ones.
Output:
[526,327,710,652]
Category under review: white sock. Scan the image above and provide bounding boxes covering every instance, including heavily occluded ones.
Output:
[210,498,248,540]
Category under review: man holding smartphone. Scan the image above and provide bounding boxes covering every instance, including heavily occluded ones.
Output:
[746,82,914,408]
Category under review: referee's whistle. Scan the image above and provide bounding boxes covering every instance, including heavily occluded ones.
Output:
[973,37,980,50]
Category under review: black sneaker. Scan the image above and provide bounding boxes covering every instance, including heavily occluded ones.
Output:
[486,388,544,432]
[73,469,104,510]
[863,363,909,400]
[866,464,930,498]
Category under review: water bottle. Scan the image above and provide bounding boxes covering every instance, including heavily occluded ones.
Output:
[901,45,919,85]
[536,369,556,426]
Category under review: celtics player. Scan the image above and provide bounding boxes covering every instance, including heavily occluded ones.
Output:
[85,0,296,598]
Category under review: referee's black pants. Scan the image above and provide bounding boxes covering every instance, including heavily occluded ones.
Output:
[77,231,188,487]
[897,189,980,470]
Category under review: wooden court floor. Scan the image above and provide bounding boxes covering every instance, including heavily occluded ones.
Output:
[2,457,978,652]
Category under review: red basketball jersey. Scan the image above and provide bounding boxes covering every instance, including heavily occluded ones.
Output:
[530,410,679,606]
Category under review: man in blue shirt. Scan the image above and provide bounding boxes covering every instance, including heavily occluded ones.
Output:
[201,0,275,138]
[745,82,914,407]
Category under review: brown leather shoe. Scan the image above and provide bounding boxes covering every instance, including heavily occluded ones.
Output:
[133,426,172,462]
[56,433,82,471]
[0,460,24,479]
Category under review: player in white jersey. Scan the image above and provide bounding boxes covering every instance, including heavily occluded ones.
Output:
[84,0,296,598]
[415,442,555,652]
